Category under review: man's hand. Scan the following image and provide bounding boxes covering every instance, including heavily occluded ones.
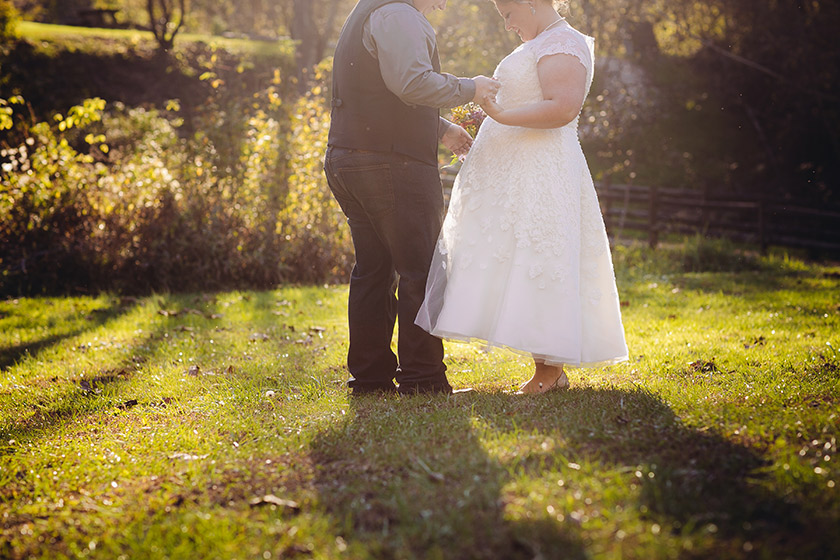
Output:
[441,121,473,157]
[472,75,500,104]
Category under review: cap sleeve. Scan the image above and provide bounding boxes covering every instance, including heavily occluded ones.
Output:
[533,27,593,73]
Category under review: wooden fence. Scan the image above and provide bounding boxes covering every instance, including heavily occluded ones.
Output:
[440,168,840,254]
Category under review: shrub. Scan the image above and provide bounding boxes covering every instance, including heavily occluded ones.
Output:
[0,0,17,46]
[0,67,351,296]
[278,61,352,283]
[678,234,761,273]
[0,97,107,294]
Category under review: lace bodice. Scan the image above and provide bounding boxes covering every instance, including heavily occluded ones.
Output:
[446,22,603,275]
[494,21,595,111]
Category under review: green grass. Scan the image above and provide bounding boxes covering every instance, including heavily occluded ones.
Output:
[1,239,839,559]
[17,21,294,58]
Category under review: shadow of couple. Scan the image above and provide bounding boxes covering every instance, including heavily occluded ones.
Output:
[309,386,837,559]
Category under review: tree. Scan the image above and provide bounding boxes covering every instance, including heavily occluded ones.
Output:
[187,0,285,38]
[147,0,186,52]
[430,1,514,76]
[177,0,350,88]
[290,0,348,90]
[11,0,91,25]
[645,0,840,204]
[1,0,19,46]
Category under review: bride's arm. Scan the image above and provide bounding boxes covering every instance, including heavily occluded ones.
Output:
[480,53,587,129]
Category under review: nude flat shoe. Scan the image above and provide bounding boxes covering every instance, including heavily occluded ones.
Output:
[514,373,569,395]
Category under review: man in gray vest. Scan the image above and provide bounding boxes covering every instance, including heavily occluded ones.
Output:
[325,0,499,395]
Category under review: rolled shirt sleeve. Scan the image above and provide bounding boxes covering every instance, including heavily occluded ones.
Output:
[363,4,476,110]
[437,117,454,140]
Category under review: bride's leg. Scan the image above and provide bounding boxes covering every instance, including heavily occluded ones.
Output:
[517,359,568,394]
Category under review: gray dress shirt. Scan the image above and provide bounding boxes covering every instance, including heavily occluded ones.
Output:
[363,3,476,138]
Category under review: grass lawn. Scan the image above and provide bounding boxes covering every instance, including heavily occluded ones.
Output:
[1,240,838,559]
[16,21,294,59]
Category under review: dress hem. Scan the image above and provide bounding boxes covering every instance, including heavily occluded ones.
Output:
[429,328,629,369]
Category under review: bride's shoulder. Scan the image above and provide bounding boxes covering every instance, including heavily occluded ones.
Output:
[536,22,590,46]
[531,22,593,65]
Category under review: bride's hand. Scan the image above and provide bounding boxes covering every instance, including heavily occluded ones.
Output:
[479,95,504,123]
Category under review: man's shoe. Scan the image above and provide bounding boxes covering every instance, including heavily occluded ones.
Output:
[348,381,398,397]
[397,382,452,396]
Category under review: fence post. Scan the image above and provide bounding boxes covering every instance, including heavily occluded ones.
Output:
[758,195,767,254]
[648,184,659,249]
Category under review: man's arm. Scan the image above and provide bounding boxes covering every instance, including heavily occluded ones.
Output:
[365,4,475,108]
[438,117,453,140]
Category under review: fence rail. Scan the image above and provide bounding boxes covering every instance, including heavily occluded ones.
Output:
[440,169,840,253]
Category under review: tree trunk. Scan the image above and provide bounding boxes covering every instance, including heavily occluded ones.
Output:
[291,0,318,91]
[147,0,186,53]
[316,0,343,64]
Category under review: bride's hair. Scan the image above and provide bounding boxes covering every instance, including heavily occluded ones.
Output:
[494,0,571,17]
[559,0,571,16]
[555,0,570,17]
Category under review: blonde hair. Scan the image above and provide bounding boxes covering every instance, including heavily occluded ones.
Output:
[493,0,570,17]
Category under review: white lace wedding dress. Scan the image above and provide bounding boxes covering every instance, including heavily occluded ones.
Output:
[416,21,628,367]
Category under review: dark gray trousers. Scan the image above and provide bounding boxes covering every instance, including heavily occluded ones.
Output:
[324,146,451,394]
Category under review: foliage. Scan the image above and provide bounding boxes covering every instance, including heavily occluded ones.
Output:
[13,0,840,204]
[578,0,840,204]
[0,246,838,558]
[278,59,353,283]
[675,234,761,273]
[0,97,108,293]
[4,1,839,296]
[430,0,518,77]
[0,0,18,46]
[691,0,840,206]
[612,235,766,278]
[439,0,840,204]
[15,0,90,25]
[146,0,186,52]
[0,0,16,90]
[0,57,349,295]
[187,0,288,37]
[0,22,298,141]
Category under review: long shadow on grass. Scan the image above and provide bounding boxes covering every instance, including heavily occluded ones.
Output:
[310,393,587,560]
[478,387,839,559]
[311,388,840,559]
[0,302,134,372]
[1,334,82,371]
[0,297,175,459]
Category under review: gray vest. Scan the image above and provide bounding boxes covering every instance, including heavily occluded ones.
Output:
[328,0,441,165]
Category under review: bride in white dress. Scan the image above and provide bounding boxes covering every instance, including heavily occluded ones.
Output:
[416,0,628,393]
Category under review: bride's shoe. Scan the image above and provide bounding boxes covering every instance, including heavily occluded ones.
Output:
[543,373,570,393]
[514,372,569,395]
